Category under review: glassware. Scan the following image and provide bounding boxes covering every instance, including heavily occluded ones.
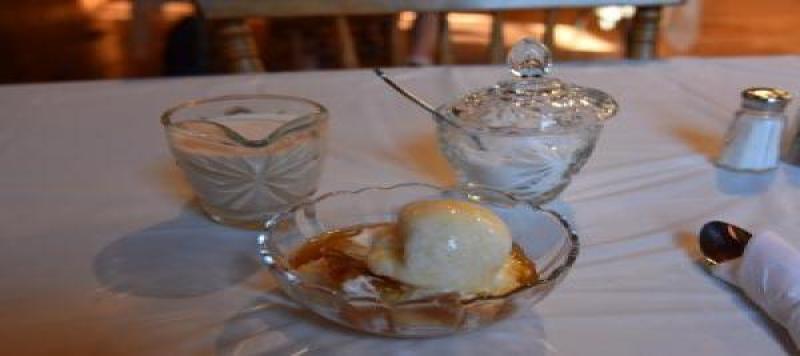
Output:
[161,94,328,228]
[435,38,618,204]
[717,87,791,172]
[258,183,579,337]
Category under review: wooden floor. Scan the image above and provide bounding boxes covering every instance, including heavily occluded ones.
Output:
[0,0,798,84]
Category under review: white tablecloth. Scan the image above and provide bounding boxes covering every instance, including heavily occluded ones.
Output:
[2,57,800,355]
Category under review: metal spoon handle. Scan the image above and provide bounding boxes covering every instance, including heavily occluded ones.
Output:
[373,68,447,120]
[373,68,487,151]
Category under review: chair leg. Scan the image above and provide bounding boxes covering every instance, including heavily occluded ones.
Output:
[390,13,404,66]
[288,27,305,70]
[489,11,505,64]
[543,9,557,51]
[335,16,359,68]
[213,19,264,72]
[626,6,662,60]
[437,12,453,64]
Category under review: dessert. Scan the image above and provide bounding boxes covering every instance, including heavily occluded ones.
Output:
[259,183,580,337]
[290,199,537,303]
[369,200,513,294]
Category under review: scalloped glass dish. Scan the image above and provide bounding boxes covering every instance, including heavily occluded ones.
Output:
[258,183,578,337]
[161,94,328,228]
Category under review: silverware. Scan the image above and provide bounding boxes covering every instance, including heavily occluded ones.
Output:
[373,68,486,151]
[699,220,753,265]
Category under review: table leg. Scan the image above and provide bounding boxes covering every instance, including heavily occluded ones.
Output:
[213,19,264,73]
[626,6,662,60]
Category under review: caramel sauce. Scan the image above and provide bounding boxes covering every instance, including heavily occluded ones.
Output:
[507,244,538,288]
[290,223,538,301]
[289,225,366,267]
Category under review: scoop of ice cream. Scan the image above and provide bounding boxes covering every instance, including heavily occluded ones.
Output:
[367,199,512,294]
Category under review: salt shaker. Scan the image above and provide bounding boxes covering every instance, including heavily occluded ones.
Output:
[717,87,791,172]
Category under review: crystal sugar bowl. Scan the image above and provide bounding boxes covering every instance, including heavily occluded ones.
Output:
[436,38,617,204]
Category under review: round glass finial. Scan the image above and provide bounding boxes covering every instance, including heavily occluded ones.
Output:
[507,38,552,78]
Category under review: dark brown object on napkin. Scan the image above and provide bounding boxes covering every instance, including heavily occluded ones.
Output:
[699,221,753,264]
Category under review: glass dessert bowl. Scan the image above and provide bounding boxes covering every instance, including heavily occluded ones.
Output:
[258,183,578,337]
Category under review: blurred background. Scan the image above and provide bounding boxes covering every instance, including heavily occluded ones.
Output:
[0,0,798,84]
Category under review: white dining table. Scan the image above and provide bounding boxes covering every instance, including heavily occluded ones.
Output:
[2,56,800,355]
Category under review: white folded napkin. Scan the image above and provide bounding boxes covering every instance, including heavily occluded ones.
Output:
[711,230,800,345]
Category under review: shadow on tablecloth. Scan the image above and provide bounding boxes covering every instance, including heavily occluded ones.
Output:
[398,132,456,186]
[670,125,774,194]
[93,203,261,298]
[715,168,777,196]
[784,164,800,187]
[671,125,722,161]
[671,124,788,195]
[216,292,550,356]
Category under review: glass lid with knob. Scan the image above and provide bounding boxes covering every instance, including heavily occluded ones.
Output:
[439,38,618,135]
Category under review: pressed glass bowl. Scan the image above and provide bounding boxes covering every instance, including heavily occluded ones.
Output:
[433,38,616,205]
[257,183,579,337]
[161,94,328,228]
